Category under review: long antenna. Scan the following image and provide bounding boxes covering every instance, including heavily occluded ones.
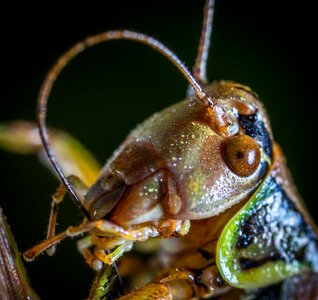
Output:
[37,30,216,219]
[193,0,215,84]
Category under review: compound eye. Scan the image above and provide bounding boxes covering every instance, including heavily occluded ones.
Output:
[222,135,261,177]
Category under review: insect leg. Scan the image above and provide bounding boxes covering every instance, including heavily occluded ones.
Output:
[24,218,190,262]
[46,175,88,256]
[23,219,157,261]
[117,283,172,300]
[78,235,126,270]
[154,219,191,237]
[117,270,196,299]
[45,183,66,256]
[89,220,190,267]
[91,220,182,273]
[23,230,69,262]
[95,219,190,242]
[23,220,103,262]
[94,241,134,265]
[77,235,94,264]
[117,266,231,299]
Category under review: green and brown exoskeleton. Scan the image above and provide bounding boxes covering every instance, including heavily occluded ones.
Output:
[0,0,317,299]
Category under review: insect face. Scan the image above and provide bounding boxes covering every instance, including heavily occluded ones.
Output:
[84,81,272,224]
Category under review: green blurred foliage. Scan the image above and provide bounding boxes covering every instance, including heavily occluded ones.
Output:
[0,1,314,299]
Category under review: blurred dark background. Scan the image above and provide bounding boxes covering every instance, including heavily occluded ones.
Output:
[0,1,315,298]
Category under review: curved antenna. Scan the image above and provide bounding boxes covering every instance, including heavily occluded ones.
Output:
[193,0,215,84]
[37,30,216,219]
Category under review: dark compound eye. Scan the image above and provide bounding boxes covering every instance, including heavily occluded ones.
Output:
[222,135,261,177]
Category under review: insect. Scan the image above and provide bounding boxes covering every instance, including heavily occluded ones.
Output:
[0,0,316,300]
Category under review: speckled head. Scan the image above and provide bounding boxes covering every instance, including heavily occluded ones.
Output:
[84,80,273,222]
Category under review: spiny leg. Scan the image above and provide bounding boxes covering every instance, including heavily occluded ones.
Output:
[46,175,88,256]
[90,219,190,267]
[88,219,191,268]
[24,219,190,263]
[23,221,101,262]
[24,220,155,262]
[46,183,66,256]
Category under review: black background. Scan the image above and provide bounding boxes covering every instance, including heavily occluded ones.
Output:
[0,1,315,298]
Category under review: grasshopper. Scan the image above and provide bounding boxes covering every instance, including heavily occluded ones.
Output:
[0,1,317,299]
